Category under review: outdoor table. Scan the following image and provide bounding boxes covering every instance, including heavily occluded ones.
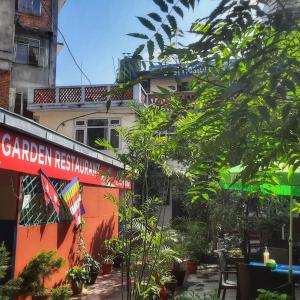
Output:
[249,262,300,277]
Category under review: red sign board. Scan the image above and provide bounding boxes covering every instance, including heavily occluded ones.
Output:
[0,128,130,189]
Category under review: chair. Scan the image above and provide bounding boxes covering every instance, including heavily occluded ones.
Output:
[216,249,237,300]
[237,263,293,300]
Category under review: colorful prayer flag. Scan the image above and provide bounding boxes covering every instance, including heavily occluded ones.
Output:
[40,170,60,215]
[60,177,82,226]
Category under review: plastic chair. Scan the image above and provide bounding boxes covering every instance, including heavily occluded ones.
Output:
[216,249,237,300]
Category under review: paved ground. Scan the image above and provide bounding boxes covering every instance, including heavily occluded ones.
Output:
[73,265,300,299]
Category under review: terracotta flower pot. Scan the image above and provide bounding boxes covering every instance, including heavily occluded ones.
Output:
[102,263,113,275]
[185,259,198,274]
[88,271,98,285]
[165,279,177,295]
[70,281,83,295]
[160,286,167,300]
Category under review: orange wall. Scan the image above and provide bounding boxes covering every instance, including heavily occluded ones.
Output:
[14,184,119,287]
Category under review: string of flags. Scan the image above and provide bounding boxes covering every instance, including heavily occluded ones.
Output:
[40,170,85,226]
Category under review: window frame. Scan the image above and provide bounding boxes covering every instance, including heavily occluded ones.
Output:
[16,0,42,16]
[15,37,41,66]
[74,118,121,150]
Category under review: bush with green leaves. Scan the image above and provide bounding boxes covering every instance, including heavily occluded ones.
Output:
[0,243,9,281]
[256,289,290,300]
[82,254,100,273]
[19,250,65,296]
[66,266,89,286]
[51,285,72,300]
[175,291,218,300]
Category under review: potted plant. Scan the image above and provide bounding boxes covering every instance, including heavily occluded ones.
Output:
[50,285,72,300]
[19,251,65,300]
[160,275,177,296]
[82,254,100,285]
[66,266,88,295]
[102,254,115,275]
[171,260,186,286]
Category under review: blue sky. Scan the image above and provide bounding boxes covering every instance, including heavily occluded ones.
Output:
[56,0,219,86]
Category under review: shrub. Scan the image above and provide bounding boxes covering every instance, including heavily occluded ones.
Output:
[66,266,89,285]
[20,250,65,295]
[0,243,9,280]
[51,285,72,300]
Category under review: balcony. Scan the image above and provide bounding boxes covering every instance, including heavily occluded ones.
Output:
[27,84,195,112]
[28,84,138,111]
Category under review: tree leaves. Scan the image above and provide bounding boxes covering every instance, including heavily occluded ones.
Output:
[179,0,190,9]
[147,40,155,60]
[132,44,145,58]
[173,6,184,18]
[162,24,172,39]
[127,33,149,39]
[167,15,177,31]
[155,33,165,51]
[148,12,162,22]
[153,0,169,13]
[137,17,156,31]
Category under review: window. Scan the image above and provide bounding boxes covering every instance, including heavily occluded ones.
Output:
[16,0,41,16]
[74,118,120,150]
[15,38,40,66]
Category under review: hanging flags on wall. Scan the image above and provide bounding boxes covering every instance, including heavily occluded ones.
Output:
[60,177,82,226]
[40,170,60,215]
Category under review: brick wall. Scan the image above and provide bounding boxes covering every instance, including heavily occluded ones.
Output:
[0,70,10,109]
[16,0,52,32]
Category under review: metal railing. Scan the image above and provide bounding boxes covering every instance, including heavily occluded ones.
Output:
[30,84,134,105]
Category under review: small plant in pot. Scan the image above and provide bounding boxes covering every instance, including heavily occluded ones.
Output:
[101,254,114,275]
[160,275,178,296]
[171,260,186,287]
[50,285,72,300]
[82,254,100,285]
[66,266,88,295]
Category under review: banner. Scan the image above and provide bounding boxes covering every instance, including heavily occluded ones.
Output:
[61,177,82,226]
[40,170,60,215]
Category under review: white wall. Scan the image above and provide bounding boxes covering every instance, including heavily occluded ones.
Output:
[34,108,136,157]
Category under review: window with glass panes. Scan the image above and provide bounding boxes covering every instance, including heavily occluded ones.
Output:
[16,0,41,16]
[15,37,40,66]
[74,119,120,150]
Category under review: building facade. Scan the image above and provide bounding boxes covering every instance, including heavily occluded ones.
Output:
[0,0,64,118]
[0,108,127,285]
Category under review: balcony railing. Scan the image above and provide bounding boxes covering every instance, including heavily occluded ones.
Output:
[30,85,134,105]
[27,84,194,110]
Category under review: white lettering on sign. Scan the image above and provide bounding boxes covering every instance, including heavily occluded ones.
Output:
[0,132,101,177]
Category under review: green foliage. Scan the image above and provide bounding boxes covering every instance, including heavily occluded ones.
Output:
[256,289,290,300]
[51,285,72,300]
[20,251,65,295]
[0,278,23,299]
[172,219,210,260]
[82,254,100,273]
[0,243,9,281]
[66,266,89,285]
[175,290,218,300]
[126,0,300,203]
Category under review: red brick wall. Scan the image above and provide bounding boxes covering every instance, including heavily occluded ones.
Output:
[16,0,52,32]
[0,70,10,109]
